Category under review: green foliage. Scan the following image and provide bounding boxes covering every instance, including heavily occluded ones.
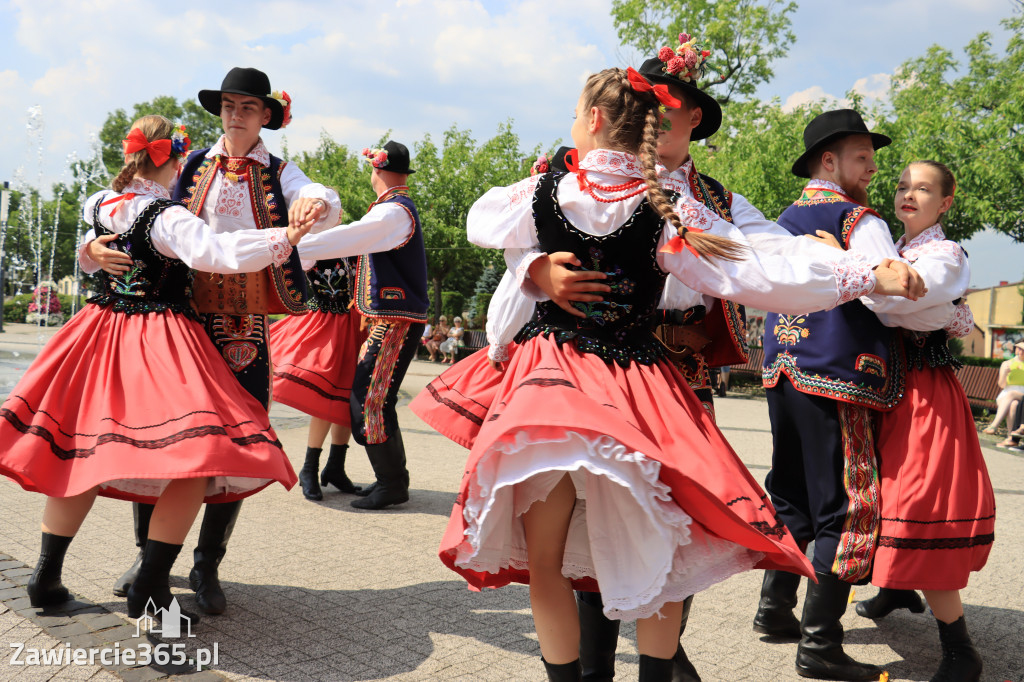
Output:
[293,134,377,223]
[440,291,466,321]
[474,292,494,328]
[98,96,223,175]
[959,355,1005,367]
[611,0,797,105]
[2,294,31,323]
[948,337,964,356]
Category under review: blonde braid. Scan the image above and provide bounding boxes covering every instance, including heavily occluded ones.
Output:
[636,107,745,261]
[111,161,137,193]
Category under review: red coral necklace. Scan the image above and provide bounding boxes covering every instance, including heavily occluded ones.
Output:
[576,169,646,203]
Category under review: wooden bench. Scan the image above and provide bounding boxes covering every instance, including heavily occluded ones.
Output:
[729,347,764,379]
[458,330,488,357]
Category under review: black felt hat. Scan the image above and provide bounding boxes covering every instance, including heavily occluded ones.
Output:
[374,141,415,174]
[637,57,722,141]
[198,67,286,130]
[791,109,891,178]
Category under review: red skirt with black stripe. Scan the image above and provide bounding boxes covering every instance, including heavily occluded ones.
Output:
[0,304,296,504]
[269,308,366,424]
[872,365,995,590]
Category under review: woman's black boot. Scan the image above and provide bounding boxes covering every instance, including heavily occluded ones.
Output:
[127,539,200,630]
[577,591,618,681]
[931,616,982,682]
[854,587,925,619]
[320,443,362,494]
[299,447,324,500]
[113,503,153,596]
[639,654,674,681]
[543,657,582,681]
[27,532,73,607]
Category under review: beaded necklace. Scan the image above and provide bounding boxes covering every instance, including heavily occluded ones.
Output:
[575,169,646,203]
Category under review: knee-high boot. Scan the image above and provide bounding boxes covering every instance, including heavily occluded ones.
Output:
[300,447,324,500]
[753,570,802,640]
[27,532,73,607]
[320,443,362,494]
[543,658,583,681]
[350,429,409,510]
[854,587,925,619]
[639,654,674,681]
[672,595,700,681]
[795,572,882,680]
[127,539,199,630]
[931,616,982,682]
[188,500,241,615]
[113,503,153,597]
[577,591,619,681]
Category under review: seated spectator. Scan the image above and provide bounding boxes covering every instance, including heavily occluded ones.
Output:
[425,315,448,362]
[984,341,1024,444]
[439,316,464,364]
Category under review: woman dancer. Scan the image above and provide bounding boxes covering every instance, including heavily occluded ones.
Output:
[0,115,303,623]
[269,256,367,499]
[857,161,994,682]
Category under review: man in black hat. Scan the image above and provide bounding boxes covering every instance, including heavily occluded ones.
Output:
[83,66,341,615]
[293,140,428,510]
[753,108,935,680]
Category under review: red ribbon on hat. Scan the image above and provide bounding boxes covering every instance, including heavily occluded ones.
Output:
[99,193,137,216]
[626,67,682,109]
[122,128,172,167]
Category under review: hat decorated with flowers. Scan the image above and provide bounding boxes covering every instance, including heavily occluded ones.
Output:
[361,140,415,174]
[198,67,292,130]
[637,32,722,140]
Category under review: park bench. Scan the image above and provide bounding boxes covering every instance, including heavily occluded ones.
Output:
[458,330,488,358]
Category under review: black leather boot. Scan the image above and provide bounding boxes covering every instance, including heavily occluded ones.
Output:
[854,587,925,619]
[543,658,583,681]
[639,654,674,681]
[753,570,802,640]
[931,616,982,681]
[113,503,153,597]
[188,501,241,615]
[351,429,409,510]
[300,447,324,500]
[673,595,700,681]
[577,591,618,681]
[27,532,73,607]
[795,572,883,680]
[320,443,362,494]
[127,539,199,629]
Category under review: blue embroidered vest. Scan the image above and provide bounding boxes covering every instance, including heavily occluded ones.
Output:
[307,257,355,314]
[354,191,429,322]
[761,188,904,410]
[515,172,668,367]
[88,198,198,320]
[175,148,309,315]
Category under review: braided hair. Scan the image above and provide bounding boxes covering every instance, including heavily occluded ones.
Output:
[578,68,744,261]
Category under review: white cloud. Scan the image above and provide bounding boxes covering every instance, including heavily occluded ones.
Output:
[780,86,842,113]
[851,73,891,102]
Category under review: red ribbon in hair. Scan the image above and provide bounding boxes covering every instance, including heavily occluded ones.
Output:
[660,226,705,258]
[626,67,682,109]
[122,128,172,167]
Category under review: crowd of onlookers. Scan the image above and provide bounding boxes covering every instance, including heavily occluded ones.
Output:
[421,315,465,364]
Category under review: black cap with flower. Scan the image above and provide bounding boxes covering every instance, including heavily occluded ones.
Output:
[637,32,722,140]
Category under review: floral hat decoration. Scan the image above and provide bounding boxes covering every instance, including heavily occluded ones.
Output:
[362,147,389,169]
[270,90,292,128]
[361,140,416,174]
[529,154,549,176]
[170,124,191,160]
[637,31,723,140]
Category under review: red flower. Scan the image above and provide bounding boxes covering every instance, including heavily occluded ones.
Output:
[280,90,293,128]
[683,48,699,68]
[667,56,686,75]
[701,50,711,58]
[658,46,675,62]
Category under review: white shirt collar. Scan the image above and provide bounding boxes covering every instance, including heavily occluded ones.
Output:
[806,178,847,195]
[122,177,170,199]
[207,135,271,167]
[896,223,946,252]
[578,149,644,178]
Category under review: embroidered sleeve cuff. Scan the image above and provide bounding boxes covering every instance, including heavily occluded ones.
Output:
[517,251,550,302]
[833,258,876,306]
[487,344,510,363]
[945,303,975,339]
[265,228,293,266]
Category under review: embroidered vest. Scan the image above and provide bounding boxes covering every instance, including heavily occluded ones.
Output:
[762,189,904,410]
[514,172,668,367]
[88,198,198,319]
[307,257,355,314]
[354,192,429,323]
[175,148,309,315]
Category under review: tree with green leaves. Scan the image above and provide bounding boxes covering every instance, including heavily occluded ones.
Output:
[611,0,797,105]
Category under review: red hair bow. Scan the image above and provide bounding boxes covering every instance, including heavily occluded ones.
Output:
[122,127,172,167]
[626,67,682,109]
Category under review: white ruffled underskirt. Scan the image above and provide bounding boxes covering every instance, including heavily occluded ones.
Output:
[455,429,763,621]
[100,476,272,500]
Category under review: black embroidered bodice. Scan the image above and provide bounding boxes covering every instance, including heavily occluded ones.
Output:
[307,257,355,314]
[514,172,671,367]
[902,329,962,370]
[88,198,198,319]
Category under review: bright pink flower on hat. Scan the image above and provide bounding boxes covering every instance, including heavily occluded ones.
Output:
[679,32,691,44]
[667,56,686,75]
[683,48,699,68]
[361,147,371,156]
[658,46,675,62]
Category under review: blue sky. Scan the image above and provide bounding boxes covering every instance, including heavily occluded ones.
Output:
[0,0,1019,287]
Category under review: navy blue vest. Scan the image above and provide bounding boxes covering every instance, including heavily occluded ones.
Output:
[354,192,428,322]
[762,188,904,410]
[174,148,309,314]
